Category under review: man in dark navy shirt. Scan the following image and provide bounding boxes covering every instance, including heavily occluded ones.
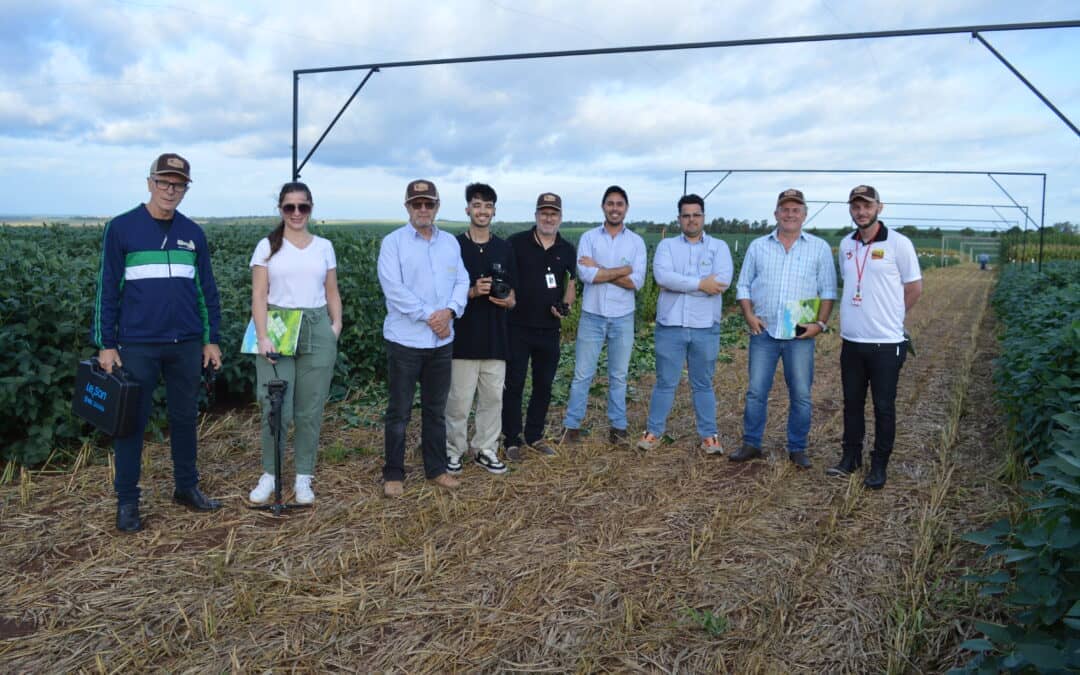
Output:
[445,183,517,476]
[501,193,576,460]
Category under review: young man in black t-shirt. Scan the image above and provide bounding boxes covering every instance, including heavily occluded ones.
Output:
[501,193,577,460]
[445,183,517,475]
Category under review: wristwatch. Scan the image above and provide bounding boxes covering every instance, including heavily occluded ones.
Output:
[816,321,829,333]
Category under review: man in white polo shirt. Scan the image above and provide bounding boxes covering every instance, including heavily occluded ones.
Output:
[828,185,922,489]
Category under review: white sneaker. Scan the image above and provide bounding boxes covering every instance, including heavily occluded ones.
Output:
[295,474,315,505]
[249,473,275,503]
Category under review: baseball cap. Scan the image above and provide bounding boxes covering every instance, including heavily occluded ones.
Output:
[149,153,191,181]
[536,192,562,211]
[848,185,880,203]
[776,188,805,206]
[405,179,439,203]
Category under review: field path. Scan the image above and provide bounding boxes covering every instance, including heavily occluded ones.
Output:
[0,265,1005,673]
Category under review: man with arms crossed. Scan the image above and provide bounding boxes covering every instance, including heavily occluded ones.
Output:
[562,185,647,446]
[92,153,223,532]
[377,179,469,496]
[730,189,836,469]
[501,193,576,460]
[828,185,922,489]
[637,194,733,454]
[445,183,516,475]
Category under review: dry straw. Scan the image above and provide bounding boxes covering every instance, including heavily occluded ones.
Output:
[1,266,1008,673]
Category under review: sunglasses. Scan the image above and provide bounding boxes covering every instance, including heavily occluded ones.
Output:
[281,203,312,214]
[410,200,437,211]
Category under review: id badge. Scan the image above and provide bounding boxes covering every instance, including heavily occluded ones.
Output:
[545,273,557,289]
[852,292,862,307]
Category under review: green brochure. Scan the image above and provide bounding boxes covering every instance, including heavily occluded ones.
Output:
[778,298,820,339]
[241,309,303,355]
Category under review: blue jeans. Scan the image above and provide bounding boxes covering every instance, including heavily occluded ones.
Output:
[562,311,635,430]
[113,340,203,505]
[646,323,721,438]
[742,332,816,453]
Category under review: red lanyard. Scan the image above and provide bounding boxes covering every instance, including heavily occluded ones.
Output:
[852,238,873,299]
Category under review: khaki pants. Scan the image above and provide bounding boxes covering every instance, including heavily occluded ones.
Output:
[255,307,337,475]
[445,359,506,459]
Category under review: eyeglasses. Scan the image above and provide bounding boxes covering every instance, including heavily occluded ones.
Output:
[152,178,190,193]
[680,212,705,219]
[410,200,437,211]
[281,203,312,215]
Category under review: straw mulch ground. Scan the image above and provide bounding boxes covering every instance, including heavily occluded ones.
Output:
[1,265,1008,673]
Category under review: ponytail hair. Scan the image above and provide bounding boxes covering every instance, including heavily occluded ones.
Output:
[266,181,313,261]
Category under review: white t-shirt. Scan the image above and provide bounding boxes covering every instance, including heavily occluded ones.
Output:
[250,235,337,308]
[838,225,921,343]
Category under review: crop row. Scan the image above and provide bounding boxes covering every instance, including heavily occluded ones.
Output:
[958,261,1080,673]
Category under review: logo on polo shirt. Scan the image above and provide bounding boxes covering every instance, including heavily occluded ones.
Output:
[872,248,885,259]
[845,250,853,259]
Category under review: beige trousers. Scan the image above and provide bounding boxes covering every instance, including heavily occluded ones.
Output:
[445,359,506,459]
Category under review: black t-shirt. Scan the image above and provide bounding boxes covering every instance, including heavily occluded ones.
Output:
[452,233,517,360]
[507,227,576,330]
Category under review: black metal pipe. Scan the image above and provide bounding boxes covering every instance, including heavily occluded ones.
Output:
[295,21,1080,75]
[292,72,299,180]
[296,68,379,178]
[973,32,1080,138]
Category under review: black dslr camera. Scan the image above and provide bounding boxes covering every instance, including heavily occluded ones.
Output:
[488,263,511,300]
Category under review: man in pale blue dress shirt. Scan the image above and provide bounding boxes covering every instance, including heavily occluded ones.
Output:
[637,194,733,455]
[730,189,836,469]
[561,185,648,446]
[377,179,470,496]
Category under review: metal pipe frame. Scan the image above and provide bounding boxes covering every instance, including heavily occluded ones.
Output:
[684,168,1048,269]
[292,20,1080,181]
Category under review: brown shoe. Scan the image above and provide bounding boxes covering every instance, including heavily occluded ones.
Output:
[609,427,629,445]
[383,480,404,498]
[504,445,523,462]
[430,473,461,490]
[560,428,582,445]
[528,440,557,456]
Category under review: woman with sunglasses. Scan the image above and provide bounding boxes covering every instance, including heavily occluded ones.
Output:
[248,182,342,505]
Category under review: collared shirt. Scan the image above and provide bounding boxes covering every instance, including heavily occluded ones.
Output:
[736,229,837,339]
[377,224,469,349]
[576,224,647,318]
[653,233,734,328]
[838,222,922,343]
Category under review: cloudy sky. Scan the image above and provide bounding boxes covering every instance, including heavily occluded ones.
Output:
[1,0,1077,228]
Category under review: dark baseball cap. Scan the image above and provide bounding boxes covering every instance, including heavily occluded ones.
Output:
[848,185,881,203]
[149,153,191,181]
[536,192,562,211]
[776,188,805,206]
[405,179,439,202]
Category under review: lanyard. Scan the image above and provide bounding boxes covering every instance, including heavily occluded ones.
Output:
[852,238,873,302]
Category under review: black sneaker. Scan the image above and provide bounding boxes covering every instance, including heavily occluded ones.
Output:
[475,450,508,475]
[446,455,463,475]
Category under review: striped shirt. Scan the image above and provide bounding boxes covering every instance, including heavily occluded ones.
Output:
[735,229,837,339]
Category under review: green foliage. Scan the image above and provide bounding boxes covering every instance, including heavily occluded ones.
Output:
[683,607,729,636]
[1000,231,1080,263]
[953,262,1080,674]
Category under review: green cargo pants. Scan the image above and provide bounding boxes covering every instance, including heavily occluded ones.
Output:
[255,306,337,475]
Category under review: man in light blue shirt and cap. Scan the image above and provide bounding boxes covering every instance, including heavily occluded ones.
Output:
[637,194,733,454]
[730,188,836,469]
[377,179,469,496]
[561,185,648,446]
